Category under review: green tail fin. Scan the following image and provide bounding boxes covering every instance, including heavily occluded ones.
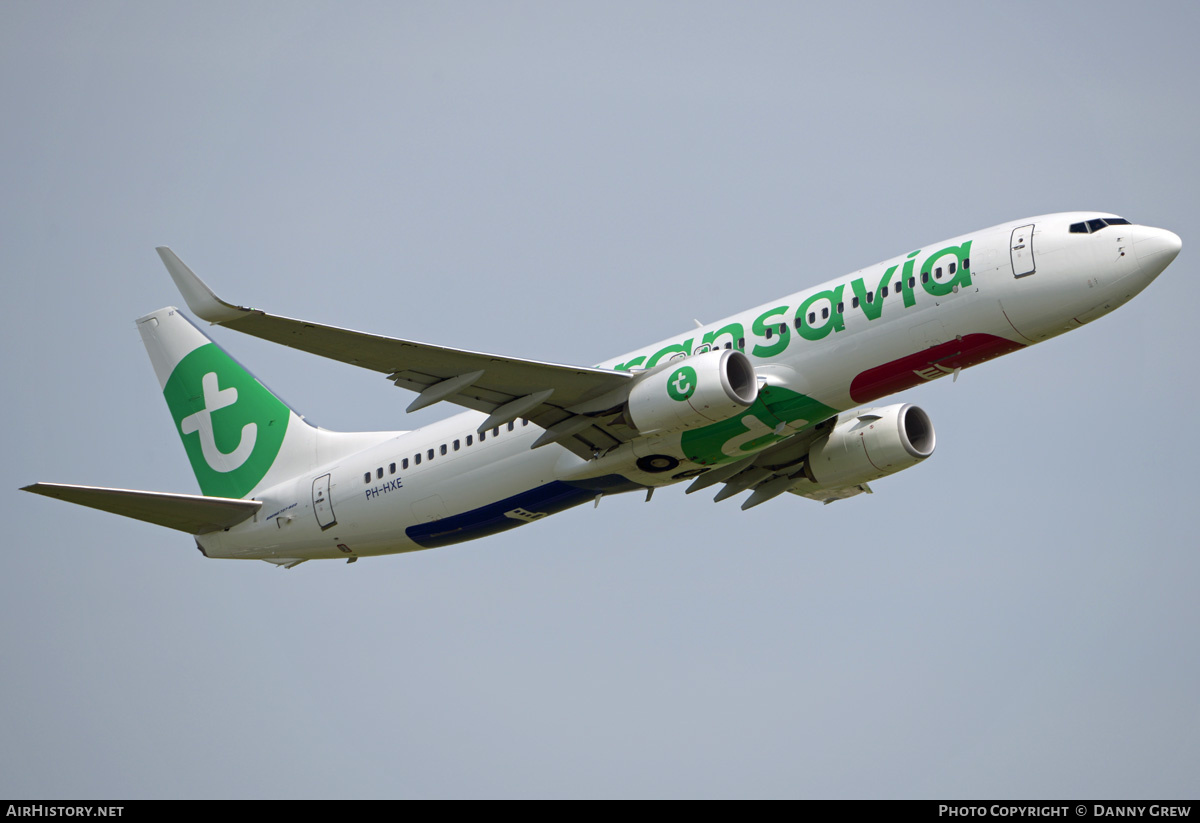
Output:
[137,307,292,498]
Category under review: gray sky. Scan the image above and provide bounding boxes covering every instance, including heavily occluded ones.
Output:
[3,0,1197,799]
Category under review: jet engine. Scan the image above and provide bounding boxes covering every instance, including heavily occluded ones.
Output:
[625,349,758,435]
[803,404,935,489]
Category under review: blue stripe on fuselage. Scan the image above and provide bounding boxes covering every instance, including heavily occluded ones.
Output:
[405,481,601,549]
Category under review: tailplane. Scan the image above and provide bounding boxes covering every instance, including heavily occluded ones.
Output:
[21,483,260,534]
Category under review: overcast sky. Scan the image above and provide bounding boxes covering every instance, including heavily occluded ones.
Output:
[3,0,1197,799]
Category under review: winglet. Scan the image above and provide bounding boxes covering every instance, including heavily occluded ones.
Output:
[155,247,251,324]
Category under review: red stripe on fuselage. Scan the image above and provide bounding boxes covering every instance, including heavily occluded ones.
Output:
[849,333,1026,405]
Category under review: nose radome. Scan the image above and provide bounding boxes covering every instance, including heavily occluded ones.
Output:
[1134,227,1182,267]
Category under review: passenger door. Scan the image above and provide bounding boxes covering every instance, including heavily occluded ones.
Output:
[312,473,337,530]
[1010,224,1036,277]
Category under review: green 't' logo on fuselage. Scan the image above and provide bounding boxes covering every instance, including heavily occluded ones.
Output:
[667,366,697,402]
[162,343,290,498]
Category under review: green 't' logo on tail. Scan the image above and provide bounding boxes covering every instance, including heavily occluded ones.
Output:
[162,344,290,498]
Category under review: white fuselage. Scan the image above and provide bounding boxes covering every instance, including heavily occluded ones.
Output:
[196,213,1179,561]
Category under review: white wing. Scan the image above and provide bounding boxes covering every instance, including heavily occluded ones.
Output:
[157,248,637,459]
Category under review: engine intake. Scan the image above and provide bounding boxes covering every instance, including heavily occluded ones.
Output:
[626,349,758,435]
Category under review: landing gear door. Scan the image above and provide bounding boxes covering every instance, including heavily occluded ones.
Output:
[313,473,337,530]
[1010,224,1036,277]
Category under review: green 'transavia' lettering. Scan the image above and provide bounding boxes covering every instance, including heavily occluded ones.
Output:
[796,285,845,341]
[605,237,975,371]
[701,323,744,351]
[645,339,694,368]
[850,266,895,321]
[751,306,790,357]
[920,240,973,297]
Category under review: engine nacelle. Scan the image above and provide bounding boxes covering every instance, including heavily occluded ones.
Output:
[804,404,935,489]
[626,349,758,435]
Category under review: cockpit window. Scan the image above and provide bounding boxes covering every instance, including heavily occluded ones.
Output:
[1070,217,1131,234]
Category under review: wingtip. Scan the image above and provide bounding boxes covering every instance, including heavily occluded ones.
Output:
[155,247,247,324]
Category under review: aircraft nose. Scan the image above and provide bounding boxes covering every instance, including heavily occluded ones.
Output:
[1134,226,1182,270]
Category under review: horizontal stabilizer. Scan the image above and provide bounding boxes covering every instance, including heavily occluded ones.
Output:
[21,483,262,535]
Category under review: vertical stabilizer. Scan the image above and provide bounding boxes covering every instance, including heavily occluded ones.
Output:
[137,307,399,499]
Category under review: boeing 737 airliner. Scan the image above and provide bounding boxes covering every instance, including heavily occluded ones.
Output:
[23,213,1181,567]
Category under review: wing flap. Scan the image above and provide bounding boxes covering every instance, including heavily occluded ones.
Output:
[693,418,847,507]
[22,483,262,535]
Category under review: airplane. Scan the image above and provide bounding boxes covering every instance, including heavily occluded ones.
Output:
[22,212,1181,568]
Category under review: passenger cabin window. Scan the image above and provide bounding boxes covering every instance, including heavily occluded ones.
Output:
[821,307,829,319]
[440,444,447,455]
[402,458,409,469]
[363,472,370,484]
[414,453,421,465]
[389,462,396,474]
[851,297,859,309]
[507,422,514,432]
[376,467,383,479]
[949,262,956,274]
[467,435,473,446]
[453,439,460,451]
[427,449,434,460]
